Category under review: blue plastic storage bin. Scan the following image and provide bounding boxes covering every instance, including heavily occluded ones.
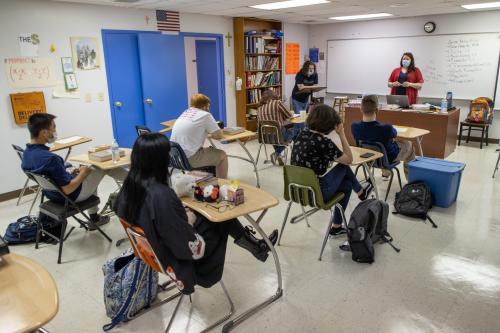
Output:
[408,157,466,208]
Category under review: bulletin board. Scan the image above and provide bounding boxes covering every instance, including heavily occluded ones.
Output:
[10,91,46,124]
[285,43,300,75]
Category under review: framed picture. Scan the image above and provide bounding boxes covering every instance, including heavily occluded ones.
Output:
[64,73,78,90]
[70,37,100,70]
[61,57,74,73]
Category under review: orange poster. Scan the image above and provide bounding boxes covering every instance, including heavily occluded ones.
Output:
[10,91,46,124]
[285,43,300,75]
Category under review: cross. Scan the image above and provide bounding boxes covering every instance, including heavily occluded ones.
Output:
[225,32,232,47]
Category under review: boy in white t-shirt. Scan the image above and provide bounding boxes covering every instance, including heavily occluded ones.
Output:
[171,94,228,178]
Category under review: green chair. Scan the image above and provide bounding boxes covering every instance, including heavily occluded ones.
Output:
[278,165,347,261]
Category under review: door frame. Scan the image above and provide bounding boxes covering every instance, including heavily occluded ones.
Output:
[181,32,227,125]
[101,29,159,140]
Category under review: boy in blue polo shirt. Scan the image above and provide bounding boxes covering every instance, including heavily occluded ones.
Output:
[22,113,127,226]
[351,95,415,179]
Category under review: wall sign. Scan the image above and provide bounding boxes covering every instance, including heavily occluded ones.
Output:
[4,57,57,88]
[10,91,46,124]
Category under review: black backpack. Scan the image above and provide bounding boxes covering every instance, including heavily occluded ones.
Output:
[3,214,61,245]
[346,199,400,264]
[394,181,437,228]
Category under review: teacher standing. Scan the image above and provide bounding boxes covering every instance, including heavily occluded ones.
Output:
[387,52,424,105]
[291,61,318,113]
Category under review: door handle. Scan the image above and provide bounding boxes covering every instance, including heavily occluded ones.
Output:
[145,98,153,105]
[114,101,122,108]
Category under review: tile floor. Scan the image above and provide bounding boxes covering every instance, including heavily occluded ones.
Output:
[1,139,500,333]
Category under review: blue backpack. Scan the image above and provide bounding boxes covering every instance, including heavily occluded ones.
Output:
[102,249,159,331]
[3,215,60,245]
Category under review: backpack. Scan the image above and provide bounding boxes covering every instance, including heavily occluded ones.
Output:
[102,249,159,331]
[3,214,61,245]
[394,181,437,228]
[346,199,400,264]
[466,97,492,123]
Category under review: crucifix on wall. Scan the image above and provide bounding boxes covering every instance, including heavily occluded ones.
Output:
[225,32,232,47]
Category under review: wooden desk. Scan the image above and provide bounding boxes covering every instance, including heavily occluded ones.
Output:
[394,126,430,156]
[350,147,384,200]
[69,148,131,170]
[0,253,59,333]
[290,115,306,124]
[50,136,92,161]
[161,119,261,187]
[180,179,281,332]
[344,106,460,159]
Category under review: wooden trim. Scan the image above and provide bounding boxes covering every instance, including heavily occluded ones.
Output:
[0,186,39,203]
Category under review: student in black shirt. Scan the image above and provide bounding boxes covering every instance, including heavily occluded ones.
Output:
[291,61,318,113]
[114,133,278,294]
[291,105,373,235]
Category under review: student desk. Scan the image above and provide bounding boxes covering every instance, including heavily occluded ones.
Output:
[0,253,59,333]
[50,136,92,161]
[180,179,281,332]
[68,148,131,170]
[393,126,430,156]
[160,120,262,188]
[344,106,460,158]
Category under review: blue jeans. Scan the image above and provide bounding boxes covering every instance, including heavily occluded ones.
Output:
[274,125,303,155]
[291,98,308,113]
[319,164,362,225]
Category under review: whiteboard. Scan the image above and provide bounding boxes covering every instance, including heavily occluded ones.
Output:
[326,33,500,107]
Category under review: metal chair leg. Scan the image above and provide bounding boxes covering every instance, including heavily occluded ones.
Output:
[480,127,485,149]
[458,124,462,146]
[278,201,292,245]
[493,152,500,178]
[201,281,235,333]
[384,170,395,202]
[318,208,336,261]
[28,187,42,216]
[466,126,471,143]
[486,126,489,146]
[395,167,403,190]
[165,294,184,333]
[255,144,263,165]
[300,205,311,228]
[354,165,361,177]
[57,220,68,264]
[16,178,30,206]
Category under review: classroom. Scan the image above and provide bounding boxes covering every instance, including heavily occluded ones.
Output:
[1,0,500,332]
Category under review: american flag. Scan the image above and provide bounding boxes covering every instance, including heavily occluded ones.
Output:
[156,10,180,32]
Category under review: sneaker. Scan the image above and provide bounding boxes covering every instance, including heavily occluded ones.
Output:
[88,215,110,231]
[269,152,277,165]
[381,169,391,181]
[358,180,374,201]
[339,241,351,252]
[329,226,347,236]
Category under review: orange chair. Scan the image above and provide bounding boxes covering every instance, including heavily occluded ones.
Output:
[119,219,234,332]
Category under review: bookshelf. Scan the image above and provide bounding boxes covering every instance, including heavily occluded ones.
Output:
[234,17,283,132]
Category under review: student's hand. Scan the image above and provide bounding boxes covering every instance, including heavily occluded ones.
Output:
[402,81,410,88]
[185,208,197,226]
[71,168,80,176]
[392,81,401,87]
[335,123,345,135]
[78,165,91,177]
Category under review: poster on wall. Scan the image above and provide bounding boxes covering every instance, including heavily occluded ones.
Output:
[309,48,319,63]
[19,33,40,57]
[70,37,100,70]
[10,91,46,124]
[285,43,300,75]
[4,57,57,88]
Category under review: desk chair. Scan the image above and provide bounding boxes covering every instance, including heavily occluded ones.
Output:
[26,172,112,264]
[493,148,500,178]
[169,141,216,175]
[356,141,402,202]
[136,124,170,136]
[255,120,289,166]
[12,144,40,210]
[458,98,494,149]
[120,219,234,332]
[278,165,346,261]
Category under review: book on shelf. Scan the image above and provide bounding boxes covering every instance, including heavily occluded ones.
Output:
[245,56,279,71]
[247,87,280,104]
[244,31,282,54]
[246,71,281,88]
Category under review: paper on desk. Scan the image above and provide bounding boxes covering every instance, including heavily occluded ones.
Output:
[55,136,82,144]
[395,127,408,133]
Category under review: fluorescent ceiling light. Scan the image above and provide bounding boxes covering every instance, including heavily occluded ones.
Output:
[329,13,393,20]
[250,0,330,10]
[462,2,500,9]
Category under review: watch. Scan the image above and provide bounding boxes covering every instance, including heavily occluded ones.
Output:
[424,21,436,33]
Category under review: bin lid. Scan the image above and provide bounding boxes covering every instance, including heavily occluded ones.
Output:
[408,157,466,173]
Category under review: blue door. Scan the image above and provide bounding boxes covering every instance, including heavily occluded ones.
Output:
[138,34,188,132]
[102,31,148,147]
[195,40,222,121]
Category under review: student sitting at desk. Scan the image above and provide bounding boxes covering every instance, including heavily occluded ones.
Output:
[114,133,278,294]
[291,105,373,236]
[22,113,127,226]
[257,89,302,166]
[171,94,228,178]
[351,95,415,179]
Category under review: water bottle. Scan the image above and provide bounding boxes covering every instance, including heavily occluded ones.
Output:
[111,139,120,163]
[446,91,453,108]
[440,98,448,114]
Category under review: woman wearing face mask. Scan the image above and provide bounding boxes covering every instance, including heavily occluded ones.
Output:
[291,61,319,113]
[388,52,424,105]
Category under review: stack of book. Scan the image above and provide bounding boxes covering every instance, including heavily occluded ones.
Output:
[247,87,280,104]
[244,30,282,54]
[245,56,279,70]
[246,71,280,88]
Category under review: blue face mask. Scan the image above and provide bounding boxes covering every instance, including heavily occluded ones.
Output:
[402,59,411,68]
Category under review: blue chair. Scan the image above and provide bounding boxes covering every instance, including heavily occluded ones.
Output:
[357,141,403,202]
[169,141,216,176]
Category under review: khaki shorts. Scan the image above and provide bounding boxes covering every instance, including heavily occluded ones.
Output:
[189,147,226,168]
